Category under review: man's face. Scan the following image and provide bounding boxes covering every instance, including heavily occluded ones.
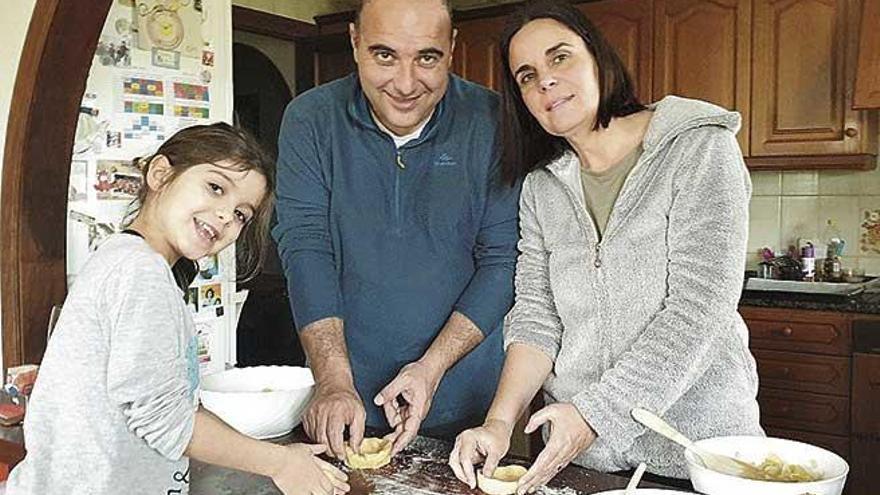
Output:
[350,0,455,136]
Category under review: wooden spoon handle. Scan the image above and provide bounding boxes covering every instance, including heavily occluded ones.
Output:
[631,408,696,451]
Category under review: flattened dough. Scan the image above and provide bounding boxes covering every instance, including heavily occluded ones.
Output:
[477,465,528,495]
[344,437,392,469]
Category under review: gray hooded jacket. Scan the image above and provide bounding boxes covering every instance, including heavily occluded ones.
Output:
[505,96,764,478]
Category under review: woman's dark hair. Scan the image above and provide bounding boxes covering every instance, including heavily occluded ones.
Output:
[499,0,646,184]
[125,122,275,283]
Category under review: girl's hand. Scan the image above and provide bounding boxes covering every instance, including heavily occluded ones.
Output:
[448,418,513,489]
[516,403,596,495]
[271,443,350,495]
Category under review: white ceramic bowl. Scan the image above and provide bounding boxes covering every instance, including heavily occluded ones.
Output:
[684,436,848,495]
[200,366,314,439]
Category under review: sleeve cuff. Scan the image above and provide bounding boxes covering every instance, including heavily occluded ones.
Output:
[503,322,561,362]
[122,378,198,460]
[570,387,640,455]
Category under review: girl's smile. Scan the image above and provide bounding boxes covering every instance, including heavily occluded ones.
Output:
[131,158,267,266]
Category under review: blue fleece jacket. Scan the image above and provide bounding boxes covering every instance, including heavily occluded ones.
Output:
[273,74,520,430]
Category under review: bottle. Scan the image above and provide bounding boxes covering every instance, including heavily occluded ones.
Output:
[823,249,842,282]
[801,243,815,281]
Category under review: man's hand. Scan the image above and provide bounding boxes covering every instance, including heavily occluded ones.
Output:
[448,418,513,489]
[374,360,444,455]
[515,403,596,495]
[302,383,366,460]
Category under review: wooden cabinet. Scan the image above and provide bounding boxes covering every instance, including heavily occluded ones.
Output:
[741,307,880,494]
[453,16,507,92]
[746,312,852,355]
[751,0,877,158]
[653,0,751,150]
[740,307,853,456]
[850,318,880,495]
[752,349,850,395]
[853,0,880,108]
[578,0,654,103]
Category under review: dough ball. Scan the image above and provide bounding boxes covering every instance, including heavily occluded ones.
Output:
[477,464,528,495]
[343,437,392,470]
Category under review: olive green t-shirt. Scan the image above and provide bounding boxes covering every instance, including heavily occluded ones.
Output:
[580,144,643,238]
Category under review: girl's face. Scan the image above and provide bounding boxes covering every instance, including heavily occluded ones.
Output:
[145,158,267,264]
[508,18,600,138]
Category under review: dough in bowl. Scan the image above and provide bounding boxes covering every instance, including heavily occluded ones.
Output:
[344,437,392,469]
[477,465,528,495]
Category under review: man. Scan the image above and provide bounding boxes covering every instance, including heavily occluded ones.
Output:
[273,0,520,460]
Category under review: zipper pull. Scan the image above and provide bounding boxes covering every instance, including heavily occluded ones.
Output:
[594,243,602,268]
[396,152,406,170]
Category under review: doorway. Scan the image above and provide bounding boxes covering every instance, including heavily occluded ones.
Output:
[231,40,305,367]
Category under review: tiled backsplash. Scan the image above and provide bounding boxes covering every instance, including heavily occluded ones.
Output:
[748,152,880,276]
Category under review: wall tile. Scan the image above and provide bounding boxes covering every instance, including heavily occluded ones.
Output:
[859,257,880,276]
[750,171,781,196]
[817,196,860,251]
[781,196,819,250]
[858,165,880,196]
[840,255,861,271]
[782,171,819,196]
[748,196,781,254]
[818,170,860,195]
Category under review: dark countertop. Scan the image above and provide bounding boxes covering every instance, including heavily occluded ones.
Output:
[739,288,880,314]
[192,435,673,495]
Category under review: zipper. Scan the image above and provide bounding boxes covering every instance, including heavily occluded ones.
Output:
[393,150,404,234]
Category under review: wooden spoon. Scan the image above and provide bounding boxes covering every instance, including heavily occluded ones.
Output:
[624,462,647,495]
[631,408,765,480]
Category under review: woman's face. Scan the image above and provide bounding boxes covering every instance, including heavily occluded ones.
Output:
[508,18,600,137]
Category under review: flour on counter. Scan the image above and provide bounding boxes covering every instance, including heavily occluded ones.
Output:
[536,486,582,495]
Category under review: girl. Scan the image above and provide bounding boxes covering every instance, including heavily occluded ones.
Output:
[449,1,762,493]
[8,123,349,495]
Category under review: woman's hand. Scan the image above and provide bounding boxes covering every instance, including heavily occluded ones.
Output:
[271,443,350,495]
[516,403,596,495]
[448,418,514,489]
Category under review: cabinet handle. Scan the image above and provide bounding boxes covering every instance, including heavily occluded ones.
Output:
[773,326,794,337]
[845,127,858,138]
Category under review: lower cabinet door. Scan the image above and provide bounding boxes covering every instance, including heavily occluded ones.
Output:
[758,387,850,435]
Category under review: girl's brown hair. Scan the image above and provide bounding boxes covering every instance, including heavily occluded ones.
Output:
[126,122,275,282]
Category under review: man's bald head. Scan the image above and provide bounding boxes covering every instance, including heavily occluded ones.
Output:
[356,0,453,28]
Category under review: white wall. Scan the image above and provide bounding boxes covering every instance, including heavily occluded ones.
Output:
[0,0,37,372]
[232,0,357,21]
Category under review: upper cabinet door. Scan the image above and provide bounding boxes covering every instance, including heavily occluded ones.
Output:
[577,0,654,104]
[752,0,877,156]
[654,0,751,152]
[453,16,507,91]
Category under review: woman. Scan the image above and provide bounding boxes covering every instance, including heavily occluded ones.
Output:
[448,1,763,493]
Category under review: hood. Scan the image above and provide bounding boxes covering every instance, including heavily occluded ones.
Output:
[643,95,741,155]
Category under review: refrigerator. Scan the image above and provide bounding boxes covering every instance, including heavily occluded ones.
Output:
[66,0,242,375]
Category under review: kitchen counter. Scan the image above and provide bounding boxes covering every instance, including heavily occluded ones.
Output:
[192,434,670,494]
[739,288,880,314]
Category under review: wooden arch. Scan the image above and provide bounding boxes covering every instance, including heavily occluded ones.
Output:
[1,0,112,369]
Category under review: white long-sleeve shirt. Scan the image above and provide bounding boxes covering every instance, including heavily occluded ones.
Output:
[8,233,199,494]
